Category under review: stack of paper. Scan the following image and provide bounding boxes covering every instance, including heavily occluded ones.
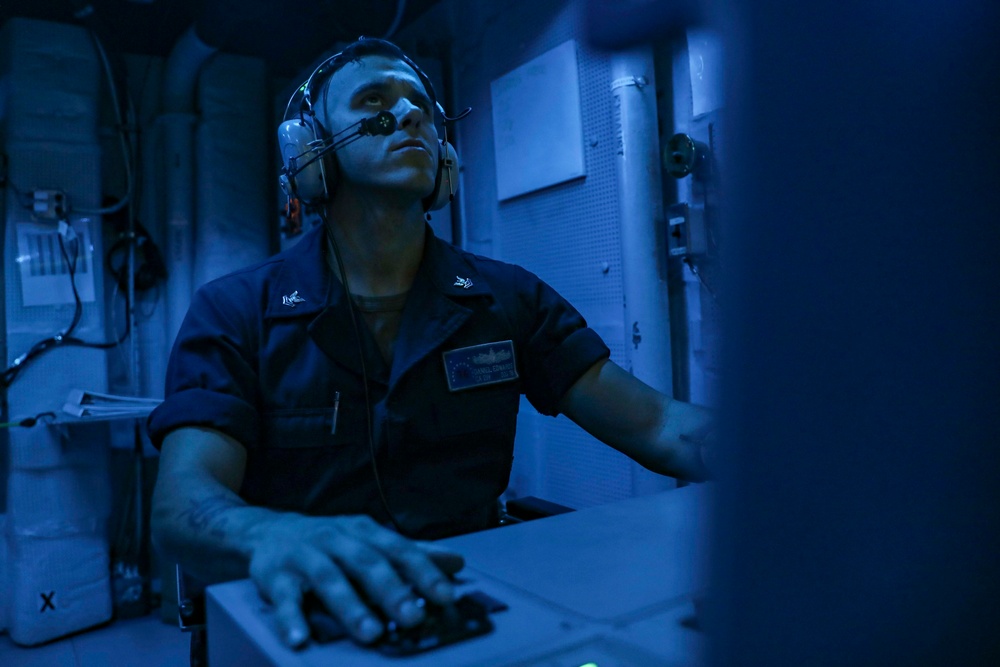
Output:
[62,389,162,421]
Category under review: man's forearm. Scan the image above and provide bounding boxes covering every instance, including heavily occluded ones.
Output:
[621,397,713,482]
[151,473,285,585]
[559,359,715,482]
[654,397,714,482]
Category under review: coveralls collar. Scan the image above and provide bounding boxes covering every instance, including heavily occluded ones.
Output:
[264,223,328,320]
[264,222,493,385]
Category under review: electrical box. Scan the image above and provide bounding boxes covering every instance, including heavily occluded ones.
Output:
[31,189,68,221]
[667,202,708,257]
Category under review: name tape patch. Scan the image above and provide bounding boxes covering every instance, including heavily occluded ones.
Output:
[443,340,519,392]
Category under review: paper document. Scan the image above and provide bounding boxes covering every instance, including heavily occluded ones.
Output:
[62,389,163,421]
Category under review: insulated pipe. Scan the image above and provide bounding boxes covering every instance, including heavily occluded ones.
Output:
[161,26,217,347]
[610,47,675,492]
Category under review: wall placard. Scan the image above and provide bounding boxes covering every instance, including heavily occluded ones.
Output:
[491,40,585,201]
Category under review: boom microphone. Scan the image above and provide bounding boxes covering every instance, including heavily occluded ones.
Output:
[359,110,397,136]
[279,111,399,198]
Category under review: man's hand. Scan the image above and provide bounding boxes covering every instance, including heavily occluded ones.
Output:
[246,513,465,649]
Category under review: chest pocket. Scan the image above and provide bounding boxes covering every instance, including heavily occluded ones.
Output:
[243,399,374,514]
[397,385,520,473]
[429,386,520,440]
[258,402,367,449]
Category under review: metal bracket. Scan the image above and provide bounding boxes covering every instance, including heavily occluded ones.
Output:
[611,75,648,91]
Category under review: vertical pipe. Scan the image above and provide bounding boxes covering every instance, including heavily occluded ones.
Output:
[610,46,675,494]
[161,112,196,349]
[161,27,217,348]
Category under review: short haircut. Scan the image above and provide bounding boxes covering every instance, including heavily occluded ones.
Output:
[308,37,438,135]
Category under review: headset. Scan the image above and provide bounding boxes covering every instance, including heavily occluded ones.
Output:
[277,38,470,213]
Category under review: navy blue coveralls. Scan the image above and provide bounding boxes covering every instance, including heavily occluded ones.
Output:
[148,223,610,539]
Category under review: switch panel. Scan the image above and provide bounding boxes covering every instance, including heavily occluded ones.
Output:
[667,202,708,257]
[31,189,68,221]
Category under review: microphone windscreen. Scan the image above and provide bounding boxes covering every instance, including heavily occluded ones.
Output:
[360,111,397,136]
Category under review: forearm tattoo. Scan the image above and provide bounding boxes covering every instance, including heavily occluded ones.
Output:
[177,494,239,539]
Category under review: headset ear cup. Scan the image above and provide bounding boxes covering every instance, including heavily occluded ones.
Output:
[425,140,459,211]
[277,117,328,204]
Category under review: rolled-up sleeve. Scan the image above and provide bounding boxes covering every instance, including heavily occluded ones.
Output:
[147,281,261,450]
[515,269,610,416]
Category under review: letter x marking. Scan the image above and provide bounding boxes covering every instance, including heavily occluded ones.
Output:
[40,591,55,612]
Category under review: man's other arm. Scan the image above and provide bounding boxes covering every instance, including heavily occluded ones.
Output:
[151,426,464,647]
[558,358,713,482]
[151,426,275,584]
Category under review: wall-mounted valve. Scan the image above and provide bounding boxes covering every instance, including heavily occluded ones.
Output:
[663,133,708,178]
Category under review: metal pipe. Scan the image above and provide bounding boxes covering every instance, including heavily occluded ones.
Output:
[161,26,217,347]
[610,46,675,493]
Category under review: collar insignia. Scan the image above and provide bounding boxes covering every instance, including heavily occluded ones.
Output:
[282,290,306,307]
[453,276,474,289]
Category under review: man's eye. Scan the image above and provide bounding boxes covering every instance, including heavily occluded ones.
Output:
[363,94,383,106]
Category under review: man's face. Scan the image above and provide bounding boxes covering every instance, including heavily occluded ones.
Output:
[321,55,439,201]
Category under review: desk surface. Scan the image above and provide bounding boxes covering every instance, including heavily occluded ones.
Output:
[206,484,712,667]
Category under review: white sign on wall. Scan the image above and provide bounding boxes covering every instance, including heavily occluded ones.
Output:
[491,40,586,201]
[16,221,96,306]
